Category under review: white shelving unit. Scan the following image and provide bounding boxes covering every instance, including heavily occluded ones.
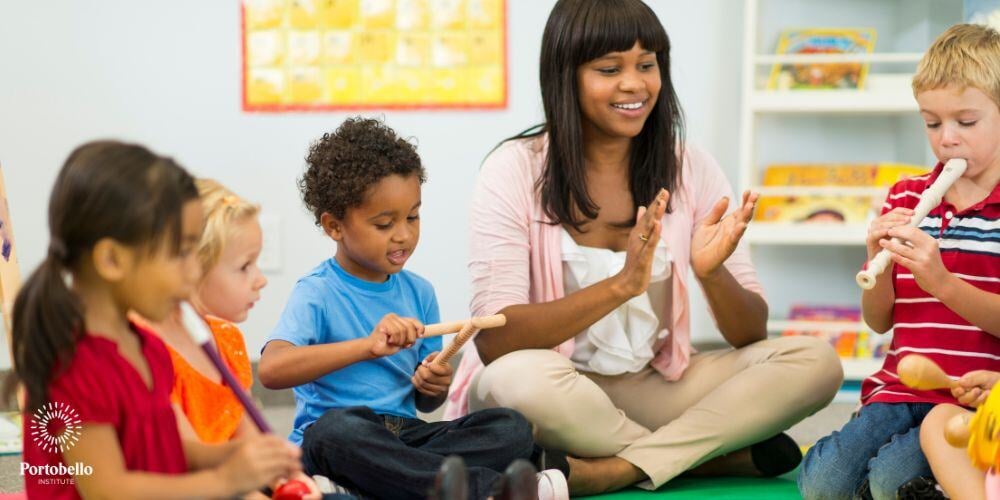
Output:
[746,223,867,245]
[738,0,962,381]
[749,88,918,114]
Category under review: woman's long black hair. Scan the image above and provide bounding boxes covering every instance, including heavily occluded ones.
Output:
[508,0,684,231]
[6,141,197,411]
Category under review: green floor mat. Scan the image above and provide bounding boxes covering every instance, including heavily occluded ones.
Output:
[574,470,800,499]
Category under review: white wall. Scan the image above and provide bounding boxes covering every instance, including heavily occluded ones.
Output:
[0,0,747,368]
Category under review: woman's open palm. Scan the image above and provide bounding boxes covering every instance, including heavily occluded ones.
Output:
[616,189,668,297]
[691,191,758,279]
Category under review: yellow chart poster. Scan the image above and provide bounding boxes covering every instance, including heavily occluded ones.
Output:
[242,0,507,111]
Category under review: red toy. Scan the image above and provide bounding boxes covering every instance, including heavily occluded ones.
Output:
[272,479,310,500]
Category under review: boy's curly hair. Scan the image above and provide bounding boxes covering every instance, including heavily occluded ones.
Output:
[299,117,425,225]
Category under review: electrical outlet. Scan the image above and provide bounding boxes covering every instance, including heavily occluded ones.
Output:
[258,213,282,273]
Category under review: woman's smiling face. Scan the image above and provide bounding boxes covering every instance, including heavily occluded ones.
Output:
[576,41,661,141]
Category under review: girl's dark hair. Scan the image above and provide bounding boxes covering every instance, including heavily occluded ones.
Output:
[6,140,198,411]
[509,0,684,231]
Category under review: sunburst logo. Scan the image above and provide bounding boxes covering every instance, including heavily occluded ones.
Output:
[29,402,82,454]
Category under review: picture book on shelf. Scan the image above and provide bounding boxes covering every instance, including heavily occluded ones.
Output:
[767,28,877,90]
[754,162,929,224]
[779,304,890,359]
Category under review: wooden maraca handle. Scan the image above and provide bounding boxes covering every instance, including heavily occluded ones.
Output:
[897,354,955,391]
[424,314,507,337]
[945,412,972,448]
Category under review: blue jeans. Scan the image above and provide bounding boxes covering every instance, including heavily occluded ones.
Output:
[798,402,934,500]
[301,406,536,500]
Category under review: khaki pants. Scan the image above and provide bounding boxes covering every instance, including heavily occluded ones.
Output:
[469,335,842,488]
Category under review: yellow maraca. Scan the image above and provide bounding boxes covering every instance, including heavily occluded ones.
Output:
[897,354,1000,470]
[967,383,1000,470]
[897,354,955,391]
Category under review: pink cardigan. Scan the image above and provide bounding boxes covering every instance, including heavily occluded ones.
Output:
[443,136,764,419]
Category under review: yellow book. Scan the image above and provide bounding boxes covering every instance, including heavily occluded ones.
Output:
[754,163,929,224]
[767,28,876,90]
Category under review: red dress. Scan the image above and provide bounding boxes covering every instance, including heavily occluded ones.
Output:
[22,323,187,499]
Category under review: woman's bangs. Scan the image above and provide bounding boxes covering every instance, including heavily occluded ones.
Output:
[573,1,668,65]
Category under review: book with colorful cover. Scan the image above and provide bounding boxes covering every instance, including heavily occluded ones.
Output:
[754,163,929,224]
[780,304,890,359]
[767,28,877,90]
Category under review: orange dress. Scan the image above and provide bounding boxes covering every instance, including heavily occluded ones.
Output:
[166,316,254,444]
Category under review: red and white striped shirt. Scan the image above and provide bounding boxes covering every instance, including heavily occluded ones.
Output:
[861,162,1000,406]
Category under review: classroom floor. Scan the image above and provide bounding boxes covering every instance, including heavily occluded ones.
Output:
[0,401,855,497]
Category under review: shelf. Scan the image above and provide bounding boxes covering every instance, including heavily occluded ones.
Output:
[754,52,924,65]
[767,320,870,333]
[755,186,887,197]
[842,358,884,381]
[746,222,867,245]
[749,89,918,113]
[767,321,888,380]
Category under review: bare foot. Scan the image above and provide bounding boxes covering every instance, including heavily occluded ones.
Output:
[565,456,646,495]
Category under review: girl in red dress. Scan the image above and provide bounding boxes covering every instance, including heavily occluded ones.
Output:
[8,141,304,499]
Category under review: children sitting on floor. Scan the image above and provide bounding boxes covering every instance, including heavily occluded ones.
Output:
[258,117,569,500]
[10,141,303,499]
[138,179,322,498]
[798,23,1000,500]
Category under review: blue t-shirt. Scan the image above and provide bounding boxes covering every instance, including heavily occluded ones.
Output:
[266,257,441,445]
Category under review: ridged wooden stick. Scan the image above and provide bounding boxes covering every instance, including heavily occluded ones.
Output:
[433,321,478,367]
[897,354,955,391]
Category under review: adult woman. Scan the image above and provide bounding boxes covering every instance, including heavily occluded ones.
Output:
[444,0,843,495]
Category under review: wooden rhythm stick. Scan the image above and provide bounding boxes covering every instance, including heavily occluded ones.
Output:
[427,314,506,367]
[856,158,967,290]
[897,354,955,391]
[423,314,506,338]
[180,302,272,433]
[433,321,477,367]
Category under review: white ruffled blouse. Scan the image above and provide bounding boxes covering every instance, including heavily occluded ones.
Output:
[561,228,673,375]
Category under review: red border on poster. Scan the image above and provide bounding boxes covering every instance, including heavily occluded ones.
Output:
[240,1,509,112]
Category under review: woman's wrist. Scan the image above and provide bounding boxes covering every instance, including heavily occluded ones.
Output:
[608,273,639,301]
[694,264,725,284]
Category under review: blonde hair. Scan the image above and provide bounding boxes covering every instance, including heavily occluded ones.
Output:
[913,23,1000,108]
[195,179,259,273]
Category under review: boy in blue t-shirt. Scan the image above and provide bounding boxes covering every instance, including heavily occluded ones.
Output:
[260,118,568,500]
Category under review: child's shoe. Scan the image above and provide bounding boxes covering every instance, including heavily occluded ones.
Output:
[311,474,357,496]
[430,455,468,500]
[494,459,536,500]
[896,476,947,500]
[495,459,569,500]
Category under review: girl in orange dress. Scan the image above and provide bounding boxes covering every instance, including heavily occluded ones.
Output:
[143,179,320,498]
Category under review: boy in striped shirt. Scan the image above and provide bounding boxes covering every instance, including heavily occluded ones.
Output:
[799,24,1000,500]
